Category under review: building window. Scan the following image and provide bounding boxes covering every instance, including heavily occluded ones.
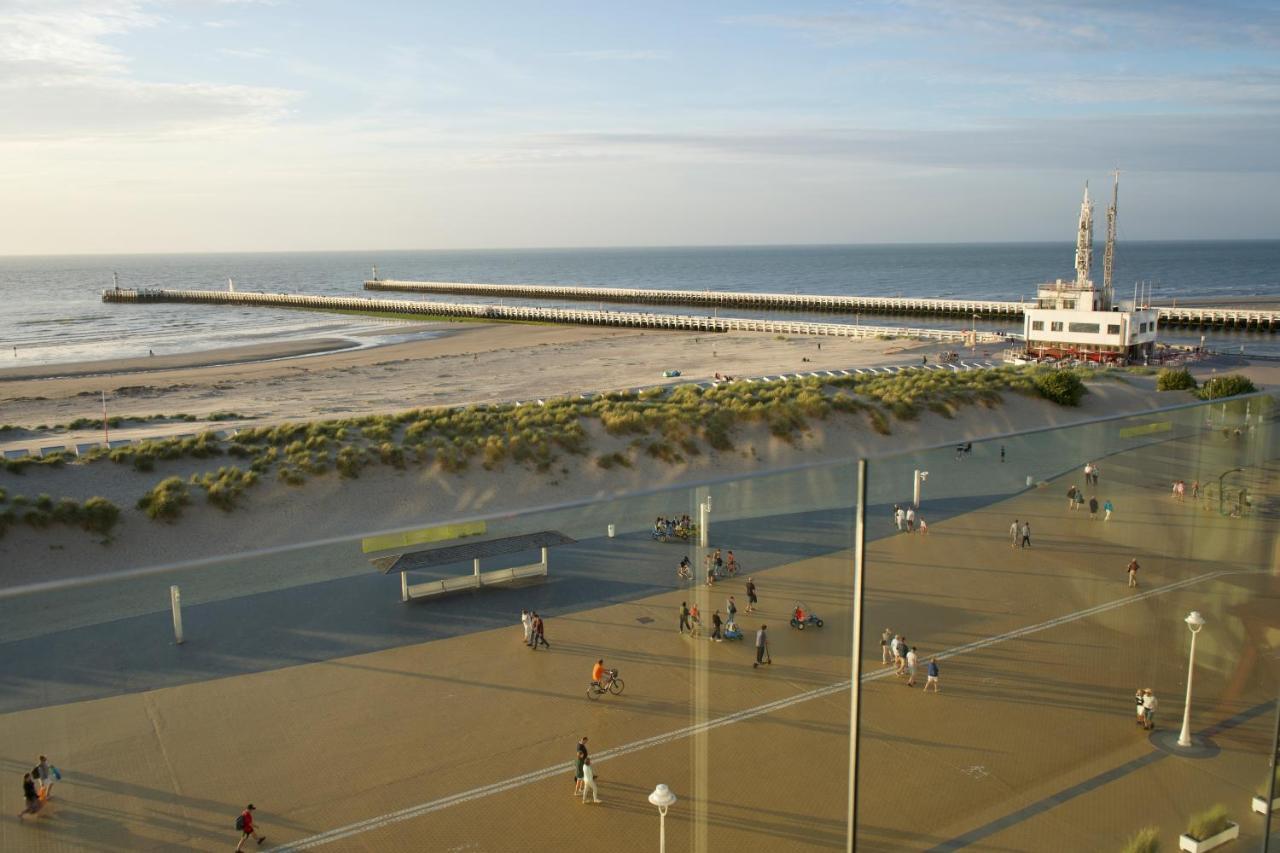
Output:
[1107,324,1121,335]
[1031,321,1044,331]
[1050,321,1063,332]
[1063,300,1075,309]
[1139,322,1148,333]
[1068,322,1100,334]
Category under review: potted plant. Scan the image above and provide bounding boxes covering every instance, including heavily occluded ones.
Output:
[1122,826,1160,853]
[1178,804,1238,852]
[1252,765,1280,815]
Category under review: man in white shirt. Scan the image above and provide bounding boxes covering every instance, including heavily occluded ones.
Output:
[521,610,533,646]
[581,758,601,804]
[906,647,919,687]
[1141,690,1158,731]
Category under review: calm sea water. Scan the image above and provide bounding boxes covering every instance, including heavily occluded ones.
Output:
[1,242,1278,366]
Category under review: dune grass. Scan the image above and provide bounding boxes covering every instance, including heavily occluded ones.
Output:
[1,365,1130,527]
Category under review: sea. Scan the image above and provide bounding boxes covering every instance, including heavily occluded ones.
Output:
[1,241,1278,367]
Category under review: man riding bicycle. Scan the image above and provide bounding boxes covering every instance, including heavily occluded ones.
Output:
[591,659,614,688]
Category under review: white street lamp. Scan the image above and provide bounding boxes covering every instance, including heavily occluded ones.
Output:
[1177,610,1206,748]
[913,470,928,508]
[648,784,677,853]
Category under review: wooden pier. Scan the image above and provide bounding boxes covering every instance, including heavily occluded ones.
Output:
[100,289,1009,343]
[364,279,1026,318]
[362,280,1280,332]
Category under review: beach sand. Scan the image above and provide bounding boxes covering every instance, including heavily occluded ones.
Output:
[0,321,1272,584]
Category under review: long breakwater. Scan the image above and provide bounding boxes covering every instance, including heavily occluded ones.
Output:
[100,289,1009,343]
[363,280,1280,331]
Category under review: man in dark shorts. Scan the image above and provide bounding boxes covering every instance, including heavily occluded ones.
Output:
[17,773,40,820]
[234,803,266,850]
[574,737,589,796]
[745,578,758,613]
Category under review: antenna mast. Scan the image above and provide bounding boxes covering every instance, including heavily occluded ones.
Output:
[1103,169,1119,307]
[1073,182,1093,286]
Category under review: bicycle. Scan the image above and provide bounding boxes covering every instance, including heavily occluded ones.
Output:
[587,669,625,700]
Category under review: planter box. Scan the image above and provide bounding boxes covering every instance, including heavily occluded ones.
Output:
[1253,795,1278,815]
[1179,822,1239,852]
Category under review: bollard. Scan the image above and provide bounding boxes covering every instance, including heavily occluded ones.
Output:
[170,585,184,645]
[608,524,616,538]
[1026,475,1034,487]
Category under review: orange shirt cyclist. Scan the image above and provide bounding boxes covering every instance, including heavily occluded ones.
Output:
[592,659,607,685]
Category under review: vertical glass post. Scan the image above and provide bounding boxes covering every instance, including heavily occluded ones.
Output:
[846,458,867,851]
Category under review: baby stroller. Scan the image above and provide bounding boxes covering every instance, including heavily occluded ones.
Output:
[722,619,744,641]
[789,602,824,630]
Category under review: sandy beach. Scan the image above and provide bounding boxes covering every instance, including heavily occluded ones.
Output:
[0,321,1272,585]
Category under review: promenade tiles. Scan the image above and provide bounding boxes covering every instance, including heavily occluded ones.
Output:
[1,436,1276,851]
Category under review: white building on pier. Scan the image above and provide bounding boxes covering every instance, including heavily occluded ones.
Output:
[1022,175,1159,364]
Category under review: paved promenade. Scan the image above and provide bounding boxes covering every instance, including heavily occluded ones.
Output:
[1,424,1276,851]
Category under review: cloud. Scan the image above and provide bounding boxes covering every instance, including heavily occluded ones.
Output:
[511,113,1280,174]
[565,49,671,61]
[0,0,298,139]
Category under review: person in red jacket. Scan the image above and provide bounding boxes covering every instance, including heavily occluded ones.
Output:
[235,803,266,850]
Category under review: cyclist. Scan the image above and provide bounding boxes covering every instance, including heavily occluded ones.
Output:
[591,659,607,688]
[678,556,692,580]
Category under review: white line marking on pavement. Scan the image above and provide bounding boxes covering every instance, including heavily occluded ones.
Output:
[274,569,1242,850]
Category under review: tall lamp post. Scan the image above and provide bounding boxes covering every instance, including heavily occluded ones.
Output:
[913,470,928,508]
[648,784,677,853]
[1177,610,1206,748]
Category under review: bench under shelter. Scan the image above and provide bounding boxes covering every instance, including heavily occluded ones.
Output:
[370,530,576,602]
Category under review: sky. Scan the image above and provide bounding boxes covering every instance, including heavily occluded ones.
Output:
[1,0,1278,254]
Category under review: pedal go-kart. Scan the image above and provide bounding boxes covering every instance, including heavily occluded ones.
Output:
[789,604,824,630]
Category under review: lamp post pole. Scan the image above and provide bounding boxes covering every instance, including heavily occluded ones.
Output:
[1177,610,1206,748]
[649,784,676,853]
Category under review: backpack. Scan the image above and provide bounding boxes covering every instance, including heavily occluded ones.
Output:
[235,814,246,831]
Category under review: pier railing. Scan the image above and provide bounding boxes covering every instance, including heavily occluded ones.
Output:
[100,288,1008,343]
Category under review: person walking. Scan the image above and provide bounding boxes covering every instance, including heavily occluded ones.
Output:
[1091,464,1100,486]
[1020,521,1031,548]
[17,773,40,820]
[521,609,533,646]
[745,578,758,613]
[905,646,919,687]
[894,636,908,675]
[894,505,905,532]
[1141,689,1158,731]
[753,625,770,668]
[918,516,928,535]
[1088,496,1098,519]
[1000,445,1005,463]
[34,756,58,799]
[689,603,701,636]
[923,658,940,693]
[725,550,739,576]
[1134,689,1146,726]
[679,601,691,634]
[531,613,549,649]
[1103,499,1114,521]
[711,610,723,642]
[234,804,266,850]
[1083,463,1093,486]
[905,507,916,532]
[1067,484,1078,511]
[580,758,602,804]
[1191,480,1200,500]
[1126,558,1140,588]
[726,595,738,626]
[1009,519,1020,548]
[574,737,589,796]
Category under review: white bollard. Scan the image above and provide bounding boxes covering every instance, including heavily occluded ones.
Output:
[1026,475,1034,487]
[608,524,616,538]
[170,585,184,645]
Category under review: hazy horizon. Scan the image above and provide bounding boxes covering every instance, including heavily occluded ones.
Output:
[3,2,1278,255]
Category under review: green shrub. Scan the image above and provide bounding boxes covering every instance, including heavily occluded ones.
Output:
[80,496,121,535]
[1156,368,1197,391]
[1033,370,1087,406]
[377,442,405,469]
[1120,826,1159,853]
[336,446,365,478]
[137,477,190,522]
[277,467,307,486]
[194,466,259,511]
[51,498,81,524]
[1184,804,1231,841]
[867,407,891,436]
[1197,375,1256,400]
